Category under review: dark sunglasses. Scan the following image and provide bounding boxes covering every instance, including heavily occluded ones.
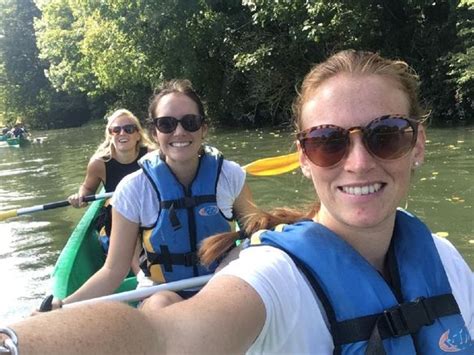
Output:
[153,114,204,134]
[109,124,138,135]
[297,115,421,168]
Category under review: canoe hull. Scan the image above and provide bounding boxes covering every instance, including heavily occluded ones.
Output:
[6,137,30,147]
[52,198,137,300]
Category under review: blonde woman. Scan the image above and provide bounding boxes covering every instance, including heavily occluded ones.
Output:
[68,109,154,264]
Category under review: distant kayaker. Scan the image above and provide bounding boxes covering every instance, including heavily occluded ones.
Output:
[2,51,472,354]
[67,108,155,273]
[58,79,256,309]
[10,121,29,139]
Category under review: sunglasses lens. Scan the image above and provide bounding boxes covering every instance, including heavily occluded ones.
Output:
[123,124,137,134]
[111,126,121,135]
[154,115,203,133]
[109,124,137,135]
[181,114,203,132]
[155,117,178,133]
[366,117,415,160]
[301,127,348,167]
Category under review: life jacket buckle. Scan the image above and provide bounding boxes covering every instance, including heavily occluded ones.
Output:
[383,297,435,337]
[183,252,198,267]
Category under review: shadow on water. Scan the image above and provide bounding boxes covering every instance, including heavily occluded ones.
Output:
[0,123,472,323]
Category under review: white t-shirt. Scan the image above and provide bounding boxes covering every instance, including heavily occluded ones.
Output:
[217,235,474,354]
[111,157,246,227]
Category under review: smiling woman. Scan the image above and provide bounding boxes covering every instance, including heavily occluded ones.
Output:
[45,79,256,312]
[66,109,154,263]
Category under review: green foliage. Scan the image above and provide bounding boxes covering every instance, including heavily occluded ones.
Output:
[1,0,472,128]
[446,2,473,124]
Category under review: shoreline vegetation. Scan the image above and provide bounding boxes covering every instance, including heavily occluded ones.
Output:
[1,1,473,130]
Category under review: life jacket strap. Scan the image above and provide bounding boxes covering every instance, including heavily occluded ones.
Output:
[333,293,460,346]
[161,195,217,230]
[146,246,199,272]
[160,195,216,209]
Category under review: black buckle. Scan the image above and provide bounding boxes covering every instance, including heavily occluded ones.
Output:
[383,297,435,337]
[183,252,198,267]
[183,196,196,208]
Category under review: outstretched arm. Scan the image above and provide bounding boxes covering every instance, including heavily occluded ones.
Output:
[4,276,265,354]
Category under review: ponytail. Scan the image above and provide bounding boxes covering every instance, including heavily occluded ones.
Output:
[199,203,320,267]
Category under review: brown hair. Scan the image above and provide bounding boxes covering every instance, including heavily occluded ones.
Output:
[199,50,427,267]
[293,49,427,131]
[147,79,205,138]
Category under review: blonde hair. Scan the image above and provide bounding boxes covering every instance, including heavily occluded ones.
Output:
[93,109,153,161]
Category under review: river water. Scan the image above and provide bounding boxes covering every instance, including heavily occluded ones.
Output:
[0,123,472,323]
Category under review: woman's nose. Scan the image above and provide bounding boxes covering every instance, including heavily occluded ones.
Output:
[343,133,376,173]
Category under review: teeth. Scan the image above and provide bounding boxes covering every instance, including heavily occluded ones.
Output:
[118,138,128,143]
[170,142,191,147]
[342,183,382,196]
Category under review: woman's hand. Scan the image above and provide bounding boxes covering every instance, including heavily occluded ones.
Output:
[68,193,87,208]
[31,296,63,316]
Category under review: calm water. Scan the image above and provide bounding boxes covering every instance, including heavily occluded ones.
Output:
[0,123,472,323]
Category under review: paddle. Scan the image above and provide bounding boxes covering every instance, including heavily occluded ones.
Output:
[0,192,113,222]
[243,152,299,176]
[0,152,300,222]
[64,275,212,308]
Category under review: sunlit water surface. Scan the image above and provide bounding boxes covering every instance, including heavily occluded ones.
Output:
[0,123,472,323]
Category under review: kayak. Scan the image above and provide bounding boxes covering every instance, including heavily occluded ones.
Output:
[0,134,6,141]
[6,136,30,147]
[51,196,137,300]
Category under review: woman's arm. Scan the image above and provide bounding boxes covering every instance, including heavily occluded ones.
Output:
[233,181,257,220]
[151,275,265,353]
[68,158,105,208]
[60,209,139,305]
[7,275,265,354]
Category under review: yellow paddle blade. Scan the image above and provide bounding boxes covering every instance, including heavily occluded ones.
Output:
[243,152,300,176]
[0,209,18,222]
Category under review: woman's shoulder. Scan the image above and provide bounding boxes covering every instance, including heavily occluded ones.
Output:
[221,245,299,280]
[87,156,106,176]
[221,158,245,176]
[432,234,470,268]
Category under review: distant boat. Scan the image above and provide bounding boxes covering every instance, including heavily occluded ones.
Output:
[6,136,31,147]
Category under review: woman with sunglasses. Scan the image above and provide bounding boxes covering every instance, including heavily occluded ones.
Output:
[3,51,472,354]
[48,79,256,311]
[67,109,154,262]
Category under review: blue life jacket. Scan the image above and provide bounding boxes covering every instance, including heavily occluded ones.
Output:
[140,146,232,283]
[251,209,473,354]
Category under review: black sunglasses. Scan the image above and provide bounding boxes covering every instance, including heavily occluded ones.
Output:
[297,115,421,168]
[108,124,138,135]
[153,114,204,134]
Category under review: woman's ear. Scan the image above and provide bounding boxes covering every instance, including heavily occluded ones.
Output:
[413,125,426,166]
[297,141,312,179]
[201,123,208,139]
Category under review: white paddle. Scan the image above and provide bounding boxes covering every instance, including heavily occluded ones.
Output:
[63,275,213,308]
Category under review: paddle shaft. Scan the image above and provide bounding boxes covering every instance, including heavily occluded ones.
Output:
[0,192,113,221]
[64,275,212,308]
[0,152,298,222]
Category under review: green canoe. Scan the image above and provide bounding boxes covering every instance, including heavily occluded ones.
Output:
[6,136,30,147]
[51,197,137,300]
